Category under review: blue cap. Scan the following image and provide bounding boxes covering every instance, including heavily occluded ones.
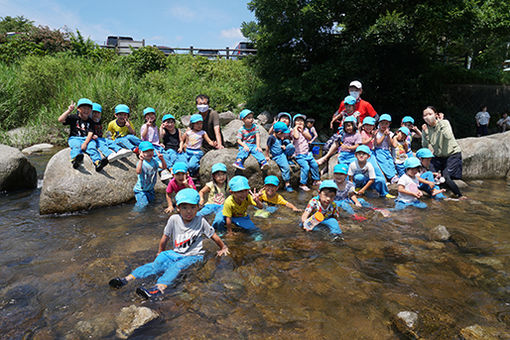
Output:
[398,126,410,136]
[211,162,227,174]
[363,117,376,125]
[162,114,175,122]
[139,141,154,152]
[77,98,93,107]
[273,121,290,133]
[229,175,250,192]
[319,180,338,191]
[115,104,130,115]
[143,107,156,116]
[344,95,356,106]
[355,145,372,156]
[239,109,253,119]
[277,112,292,121]
[343,116,357,124]
[404,157,421,169]
[190,114,203,124]
[416,148,434,159]
[402,116,415,124]
[172,162,188,174]
[379,114,392,122]
[175,188,200,206]
[92,103,102,113]
[293,113,307,122]
[333,163,349,175]
[264,175,280,186]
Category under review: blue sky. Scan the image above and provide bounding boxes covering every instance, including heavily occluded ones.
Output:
[0,0,255,48]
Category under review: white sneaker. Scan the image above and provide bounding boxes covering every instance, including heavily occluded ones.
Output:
[160,169,172,181]
[107,151,122,163]
[117,149,132,159]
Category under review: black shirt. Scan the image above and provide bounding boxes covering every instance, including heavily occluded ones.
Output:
[64,114,94,138]
[162,128,180,151]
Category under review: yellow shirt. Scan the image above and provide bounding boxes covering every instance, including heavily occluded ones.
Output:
[222,195,256,218]
[107,120,129,140]
[260,192,288,206]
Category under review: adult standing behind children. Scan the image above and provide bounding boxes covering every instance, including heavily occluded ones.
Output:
[422,106,465,199]
[195,94,224,151]
[331,80,377,130]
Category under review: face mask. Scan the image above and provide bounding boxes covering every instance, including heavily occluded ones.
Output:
[349,91,360,100]
[424,115,436,125]
[197,104,209,113]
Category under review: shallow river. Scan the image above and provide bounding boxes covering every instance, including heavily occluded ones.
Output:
[1,151,509,339]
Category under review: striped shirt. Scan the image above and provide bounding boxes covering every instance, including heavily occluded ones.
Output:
[237,124,259,145]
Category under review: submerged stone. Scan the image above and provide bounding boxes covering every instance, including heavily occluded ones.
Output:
[116,305,159,339]
[429,225,451,241]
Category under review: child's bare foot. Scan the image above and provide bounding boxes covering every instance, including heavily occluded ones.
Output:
[299,185,310,191]
[312,180,322,186]
[432,188,446,196]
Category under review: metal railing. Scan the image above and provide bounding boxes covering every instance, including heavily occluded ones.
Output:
[169,46,257,59]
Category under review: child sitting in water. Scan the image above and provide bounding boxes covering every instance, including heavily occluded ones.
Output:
[108,188,229,299]
[348,145,393,198]
[332,163,369,221]
[134,141,167,210]
[374,114,397,183]
[165,162,196,213]
[392,126,411,177]
[198,163,228,229]
[259,175,301,213]
[415,148,446,200]
[394,157,428,210]
[233,109,268,170]
[301,180,343,237]
[182,114,218,177]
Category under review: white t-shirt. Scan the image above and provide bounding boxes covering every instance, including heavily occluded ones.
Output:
[348,160,376,179]
[375,130,394,150]
[475,111,490,125]
[497,116,510,127]
[397,173,420,203]
[163,214,215,256]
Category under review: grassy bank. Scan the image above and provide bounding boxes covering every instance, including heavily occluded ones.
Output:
[0,53,260,147]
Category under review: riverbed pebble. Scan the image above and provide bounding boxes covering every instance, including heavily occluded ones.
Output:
[116,305,159,339]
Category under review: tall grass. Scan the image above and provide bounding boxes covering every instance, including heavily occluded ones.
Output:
[0,54,260,147]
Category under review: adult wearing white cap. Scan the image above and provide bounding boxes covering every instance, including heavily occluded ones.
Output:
[332,80,377,130]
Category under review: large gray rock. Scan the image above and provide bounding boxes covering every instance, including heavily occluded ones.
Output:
[199,148,300,188]
[256,111,272,125]
[22,143,54,155]
[39,148,165,214]
[218,111,237,125]
[116,305,159,339]
[222,119,269,148]
[0,144,37,191]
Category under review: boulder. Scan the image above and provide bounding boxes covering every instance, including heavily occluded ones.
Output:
[199,148,301,188]
[116,305,159,339]
[429,225,451,242]
[256,111,272,125]
[180,114,191,128]
[22,143,54,155]
[0,144,37,191]
[218,111,237,125]
[222,119,269,148]
[5,126,36,147]
[39,148,166,214]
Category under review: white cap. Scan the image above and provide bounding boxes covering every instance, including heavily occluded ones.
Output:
[349,80,362,89]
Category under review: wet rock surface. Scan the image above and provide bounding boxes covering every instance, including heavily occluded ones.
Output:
[22,143,54,155]
[116,305,159,339]
[0,144,37,191]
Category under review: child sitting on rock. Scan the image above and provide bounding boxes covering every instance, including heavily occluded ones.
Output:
[134,141,167,210]
[392,126,411,177]
[233,109,268,170]
[374,114,397,183]
[58,98,108,171]
[182,114,218,177]
[160,113,186,176]
[292,113,321,191]
[165,162,196,213]
[107,104,142,153]
[266,121,296,192]
[109,188,229,299]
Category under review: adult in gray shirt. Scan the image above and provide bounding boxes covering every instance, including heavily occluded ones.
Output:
[195,94,224,151]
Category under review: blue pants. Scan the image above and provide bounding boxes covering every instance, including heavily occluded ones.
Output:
[215,214,262,240]
[338,151,356,168]
[131,250,203,286]
[134,189,155,211]
[185,148,203,175]
[395,162,406,177]
[353,173,389,197]
[94,137,121,158]
[236,144,266,165]
[272,153,291,182]
[303,217,342,234]
[115,135,142,150]
[419,171,445,200]
[68,136,102,163]
[369,154,386,181]
[393,199,427,210]
[295,152,320,185]
[197,204,225,229]
[335,198,371,215]
[374,148,396,180]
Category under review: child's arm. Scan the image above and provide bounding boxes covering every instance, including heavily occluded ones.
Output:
[255,132,264,153]
[417,175,435,189]
[309,127,317,143]
[165,192,174,213]
[125,117,136,135]
[412,126,422,138]
[157,234,170,255]
[301,210,310,224]
[342,143,359,151]
[58,101,76,123]
[225,216,233,235]
[157,151,167,169]
[136,155,144,174]
[237,138,250,151]
[141,123,149,140]
[361,132,374,145]
[250,190,264,209]
[349,191,362,207]
[330,112,342,129]
[181,132,189,152]
[203,133,218,148]
[302,127,312,141]
[391,135,399,148]
[398,184,422,198]
[285,201,302,212]
[210,233,229,256]
[291,127,300,139]
[402,141,409,153]
[199,185,211,206]
[357,179,374,196]
[317,143,338,165]
[81,131,94,151]
[159,126,166,142]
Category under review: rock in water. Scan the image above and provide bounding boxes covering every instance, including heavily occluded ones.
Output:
[222,119,269,147]
[116,305,159,339]
[0,144,37,191]
[429,225,451,241]
[459,324,500,340]
[218,111,237,125]
[393,311,419,338]
[21,143,54,155]
[39,148,165,214]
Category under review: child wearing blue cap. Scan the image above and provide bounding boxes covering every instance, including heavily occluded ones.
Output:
[160,113,186,173]
[415,148,446,200]
[348,145,393,198]
[301,180,343,236]
[134,141,167,210]
[165,162,196,213]
[107,104,142,153]
[332,163,369,221]
[267,112,292,135]
[217,176,264,238]
[266,121,296,192]
[183,113,218,177]
[58,98,107,171]
[392,126,411,177]
[401,116,422,152]
[318,116,361,169]
[109,188,229,299]
[374,114,397,182]
[197,163,229,228]
[233,109,268,170]
[330,95,361,131]
[259,175,301,212]
[292,114,321,191]
[394,157,428,210]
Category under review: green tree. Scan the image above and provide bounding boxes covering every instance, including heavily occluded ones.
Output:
[0,15,34,34]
